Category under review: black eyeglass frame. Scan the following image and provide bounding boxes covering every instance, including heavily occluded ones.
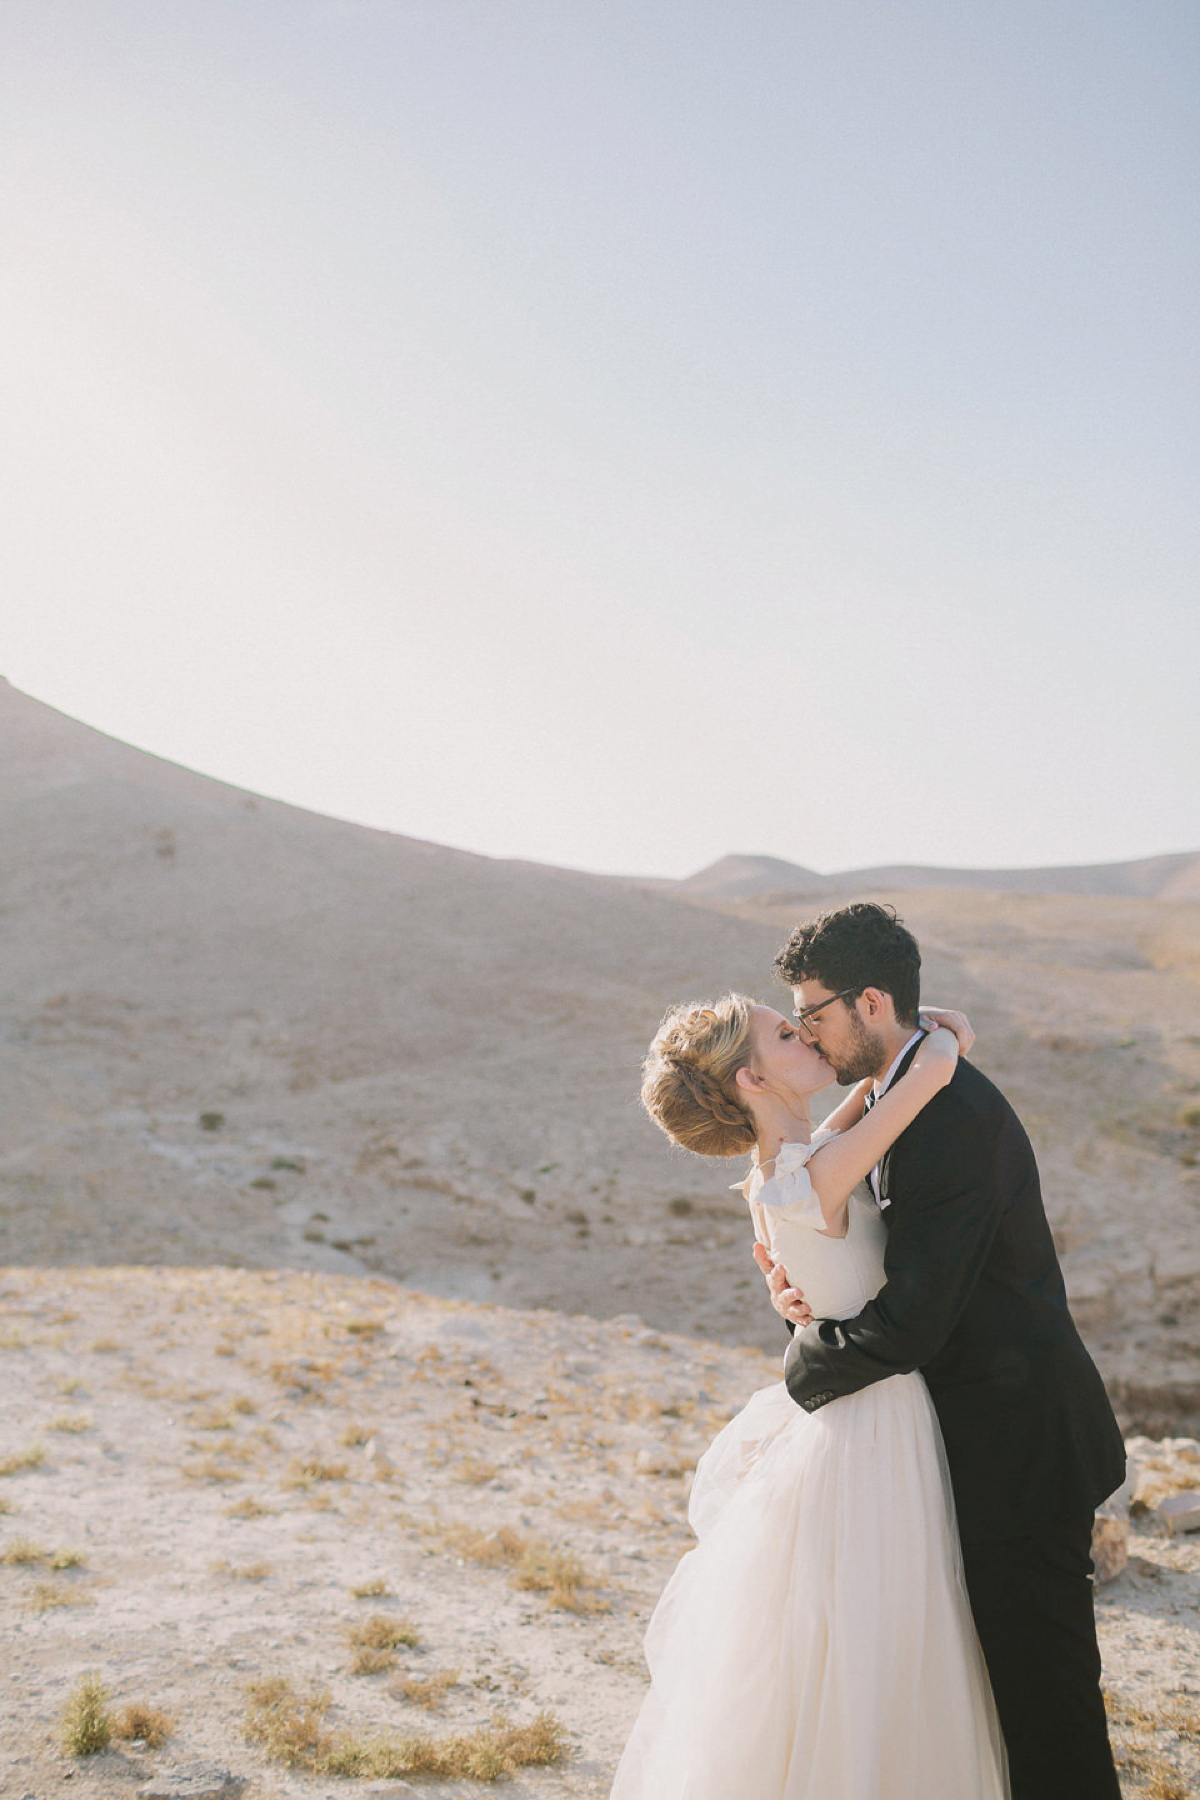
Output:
[791,987,859,1035]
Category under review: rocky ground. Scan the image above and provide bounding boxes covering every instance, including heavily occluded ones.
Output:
[2,1268,1199,1800]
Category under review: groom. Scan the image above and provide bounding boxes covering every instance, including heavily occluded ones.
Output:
[755,902,1125,1800]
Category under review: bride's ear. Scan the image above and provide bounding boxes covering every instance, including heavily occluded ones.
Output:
[735,1064,764,1094]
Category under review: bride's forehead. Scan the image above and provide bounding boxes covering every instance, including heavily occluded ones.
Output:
[751,1004,787,1033]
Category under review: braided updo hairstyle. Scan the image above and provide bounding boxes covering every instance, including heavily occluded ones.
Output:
[640,993,758,1157]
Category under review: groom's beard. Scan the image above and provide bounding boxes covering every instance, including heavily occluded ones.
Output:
[829,1012,888,1086]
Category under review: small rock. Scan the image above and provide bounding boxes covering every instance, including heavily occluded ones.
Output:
[363,1783,419,1797]
[364,1436,395,1476]
[1091,1513,1129,1583]
[1154,1253,1200,1291]
[635,1440,681,1475]
[1158,1489,1200,1535]
[1096,1471,1133,1519]
[138,1768,246,1800]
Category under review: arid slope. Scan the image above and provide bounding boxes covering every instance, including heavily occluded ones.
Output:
[2,680,1199,1426]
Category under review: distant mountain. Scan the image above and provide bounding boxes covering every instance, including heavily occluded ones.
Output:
[669,854,828,900]
[674,849,1200,903]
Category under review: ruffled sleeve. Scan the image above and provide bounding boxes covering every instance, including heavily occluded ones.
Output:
[733,1133,838,1236]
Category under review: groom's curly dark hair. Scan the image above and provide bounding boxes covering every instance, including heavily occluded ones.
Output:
[774,901,921,1027]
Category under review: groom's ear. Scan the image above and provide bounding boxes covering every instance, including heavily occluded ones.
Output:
[859,986,893,1022]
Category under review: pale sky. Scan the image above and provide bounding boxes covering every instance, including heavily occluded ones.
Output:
[1,0,1197,878]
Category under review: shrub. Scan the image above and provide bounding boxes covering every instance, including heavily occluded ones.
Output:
[62,1674,111,1755]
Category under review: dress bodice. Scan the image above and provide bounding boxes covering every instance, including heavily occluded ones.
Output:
[738,1131,888,1322]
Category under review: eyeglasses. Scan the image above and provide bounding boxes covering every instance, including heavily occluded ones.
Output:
[792,988,858,1037]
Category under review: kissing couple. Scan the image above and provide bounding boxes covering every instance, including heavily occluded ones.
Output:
[611,902,1126,1800]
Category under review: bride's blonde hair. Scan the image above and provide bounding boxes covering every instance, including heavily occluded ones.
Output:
[641,994,758,1157]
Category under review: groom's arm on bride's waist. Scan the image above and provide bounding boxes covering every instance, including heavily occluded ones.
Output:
[783,1087,1005,1411]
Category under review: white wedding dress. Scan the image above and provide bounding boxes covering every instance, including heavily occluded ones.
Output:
[610,1132,1009,1800]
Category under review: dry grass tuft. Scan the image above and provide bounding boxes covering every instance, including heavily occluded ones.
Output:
[112,1702,175,1748]
[350,1576,390,1598]
[391,1667,460,1710]
[269,1356,337,1390]
[61,1674,111,1755]
[556,1495,618,1525]
[343,1316,386,1338]
[455,1457,499,1485]
[244,1676,566,1781]
[181,1456,245,1484]
[190,1405,236,1431]
[213,1557,273,1581]
[323,1711,569,1781]
[0,1326,27,1349]
[57,1378,87,1396]
[244,1676,334,1767]
[0,1443,46,1477]
[340,1422,372,1446]
[0,1496,13,1515]
[49,1547,85,1569]
[345,1612,420,1675]
[88,1337,120,1353]
[49,1413,92,1433]
[1143,1775,1189,1800]
[440,1521,523,1567]
[30,1578,83,1611]
[284,1455,349,1488]
[225,1496,272,1519]
[439,1521,608,1613]
[2,1536,46,1564]
[511,1541,603,1611]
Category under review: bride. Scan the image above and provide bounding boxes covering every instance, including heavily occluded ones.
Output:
[611,994,1008,1800]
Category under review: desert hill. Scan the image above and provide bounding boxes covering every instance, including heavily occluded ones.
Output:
[0,677,788,1344]
[673,848,1200,903]
[2,679,1200,1432]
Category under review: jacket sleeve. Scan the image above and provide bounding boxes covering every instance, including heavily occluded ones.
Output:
[784,1084,1005,1412]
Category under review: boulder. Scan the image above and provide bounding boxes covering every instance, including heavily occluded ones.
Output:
[1091,1514,1129,1583]
[138,1770,246,1800]
[1158,1489,1200,1536]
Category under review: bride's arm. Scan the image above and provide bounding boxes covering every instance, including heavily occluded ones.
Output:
[806,1016,971,1228]
[819,1079,872,1136]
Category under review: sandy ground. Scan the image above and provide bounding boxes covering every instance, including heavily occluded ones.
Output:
[2,1268,1200,1800]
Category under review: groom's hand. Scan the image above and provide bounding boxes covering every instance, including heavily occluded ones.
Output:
[752,1242,812,1328]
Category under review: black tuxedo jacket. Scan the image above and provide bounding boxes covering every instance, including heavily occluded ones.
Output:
[783,1048,1126,1544]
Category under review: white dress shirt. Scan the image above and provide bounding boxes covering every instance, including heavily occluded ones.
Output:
[869,1029,926,1209]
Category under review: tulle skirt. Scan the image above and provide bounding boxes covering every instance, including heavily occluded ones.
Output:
[610,1375,1008,1800]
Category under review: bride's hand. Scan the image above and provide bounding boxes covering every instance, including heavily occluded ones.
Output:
[918,1007,974,1057]
[752,1241,812,1328]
